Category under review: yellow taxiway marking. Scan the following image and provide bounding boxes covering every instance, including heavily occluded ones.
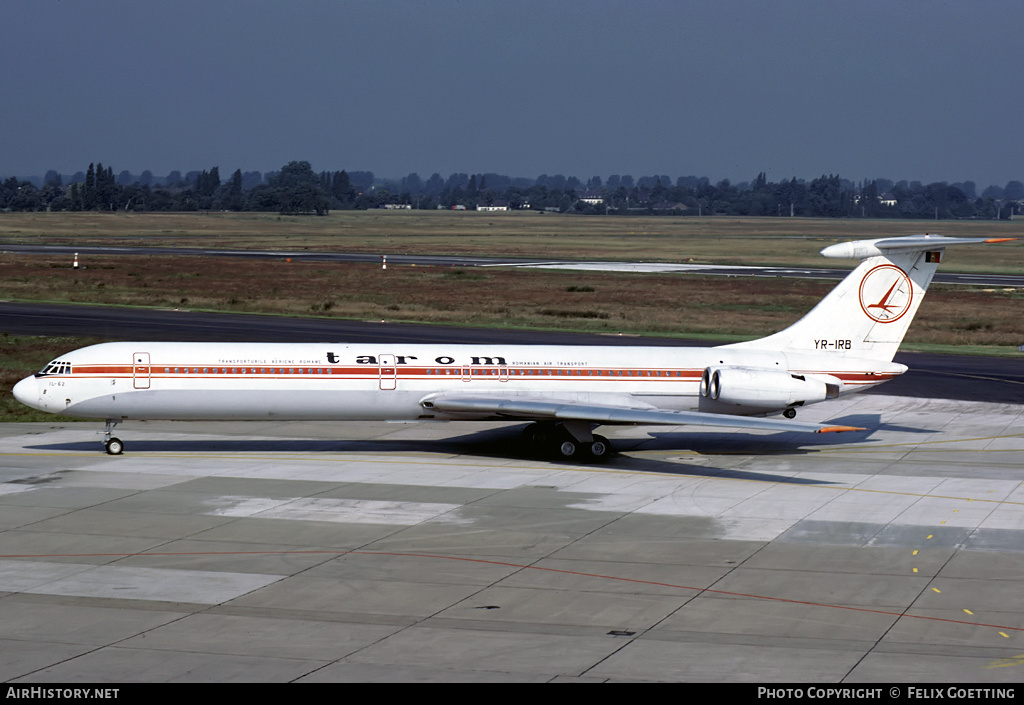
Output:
[930,371,1024,387]
[984,654,1024,669]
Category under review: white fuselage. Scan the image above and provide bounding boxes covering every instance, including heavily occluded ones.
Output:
[14,341,903,422]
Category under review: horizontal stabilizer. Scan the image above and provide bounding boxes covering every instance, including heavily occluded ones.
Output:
[820,234,1018,259]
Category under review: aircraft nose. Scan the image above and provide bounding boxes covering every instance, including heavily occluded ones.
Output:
[12,377,38,408]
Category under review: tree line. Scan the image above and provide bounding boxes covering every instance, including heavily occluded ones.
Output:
[2,160,1022,220]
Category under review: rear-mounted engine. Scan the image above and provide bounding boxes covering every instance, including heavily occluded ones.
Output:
[699,365,839,416]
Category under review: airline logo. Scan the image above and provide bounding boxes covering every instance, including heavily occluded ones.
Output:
[858,264,913,323]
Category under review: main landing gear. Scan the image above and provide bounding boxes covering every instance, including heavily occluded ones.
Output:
[522,421,612,463]
[103,420,124,455]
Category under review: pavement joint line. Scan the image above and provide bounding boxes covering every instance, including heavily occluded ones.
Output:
[0,548,1021,636]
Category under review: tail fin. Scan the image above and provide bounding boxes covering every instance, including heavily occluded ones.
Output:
[723,235,1016,363]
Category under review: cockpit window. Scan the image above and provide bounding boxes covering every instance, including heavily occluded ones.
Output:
[36,361,72,376]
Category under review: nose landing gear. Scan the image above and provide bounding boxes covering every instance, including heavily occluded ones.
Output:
[103,420,124,455]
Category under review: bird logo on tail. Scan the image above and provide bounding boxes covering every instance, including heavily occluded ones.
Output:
[859,264,913,323]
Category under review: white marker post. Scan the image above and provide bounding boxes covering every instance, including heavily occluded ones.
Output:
[73,252,79,269]
[382,255,387,270]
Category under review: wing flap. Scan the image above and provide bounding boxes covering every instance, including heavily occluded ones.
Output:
[426,395,864,434]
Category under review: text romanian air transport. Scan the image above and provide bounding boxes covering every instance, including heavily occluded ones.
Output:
[13,235,1014,458]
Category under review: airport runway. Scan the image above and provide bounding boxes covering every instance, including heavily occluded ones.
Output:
[1,390,1023,682]
[4,242,1024,287]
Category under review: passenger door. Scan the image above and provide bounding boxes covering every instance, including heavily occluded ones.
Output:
[133,352,151,389]
[379,354,397,390]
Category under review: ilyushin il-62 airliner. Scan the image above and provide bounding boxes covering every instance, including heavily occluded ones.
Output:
[13,235,1015,459]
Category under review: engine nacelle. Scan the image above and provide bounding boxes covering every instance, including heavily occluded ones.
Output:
[699,366,837,415]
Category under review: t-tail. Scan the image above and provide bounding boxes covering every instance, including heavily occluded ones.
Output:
[722,234,1017,363]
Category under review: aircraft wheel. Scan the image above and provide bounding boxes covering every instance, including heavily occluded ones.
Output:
[105,437,124,455]
[587,435,611,462]
[557,439,579,459]
[783,408,797,419]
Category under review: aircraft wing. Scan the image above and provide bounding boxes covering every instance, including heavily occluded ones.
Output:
[426,395,864,434]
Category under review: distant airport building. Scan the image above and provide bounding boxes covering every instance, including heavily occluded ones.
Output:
[854,192,898,207]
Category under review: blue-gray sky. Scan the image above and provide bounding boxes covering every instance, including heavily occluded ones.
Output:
[3,0,1022,187]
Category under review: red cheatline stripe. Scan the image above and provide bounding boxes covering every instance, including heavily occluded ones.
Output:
[45,367,894,382]
[1,548,1019,633]
[52,368,709,379]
